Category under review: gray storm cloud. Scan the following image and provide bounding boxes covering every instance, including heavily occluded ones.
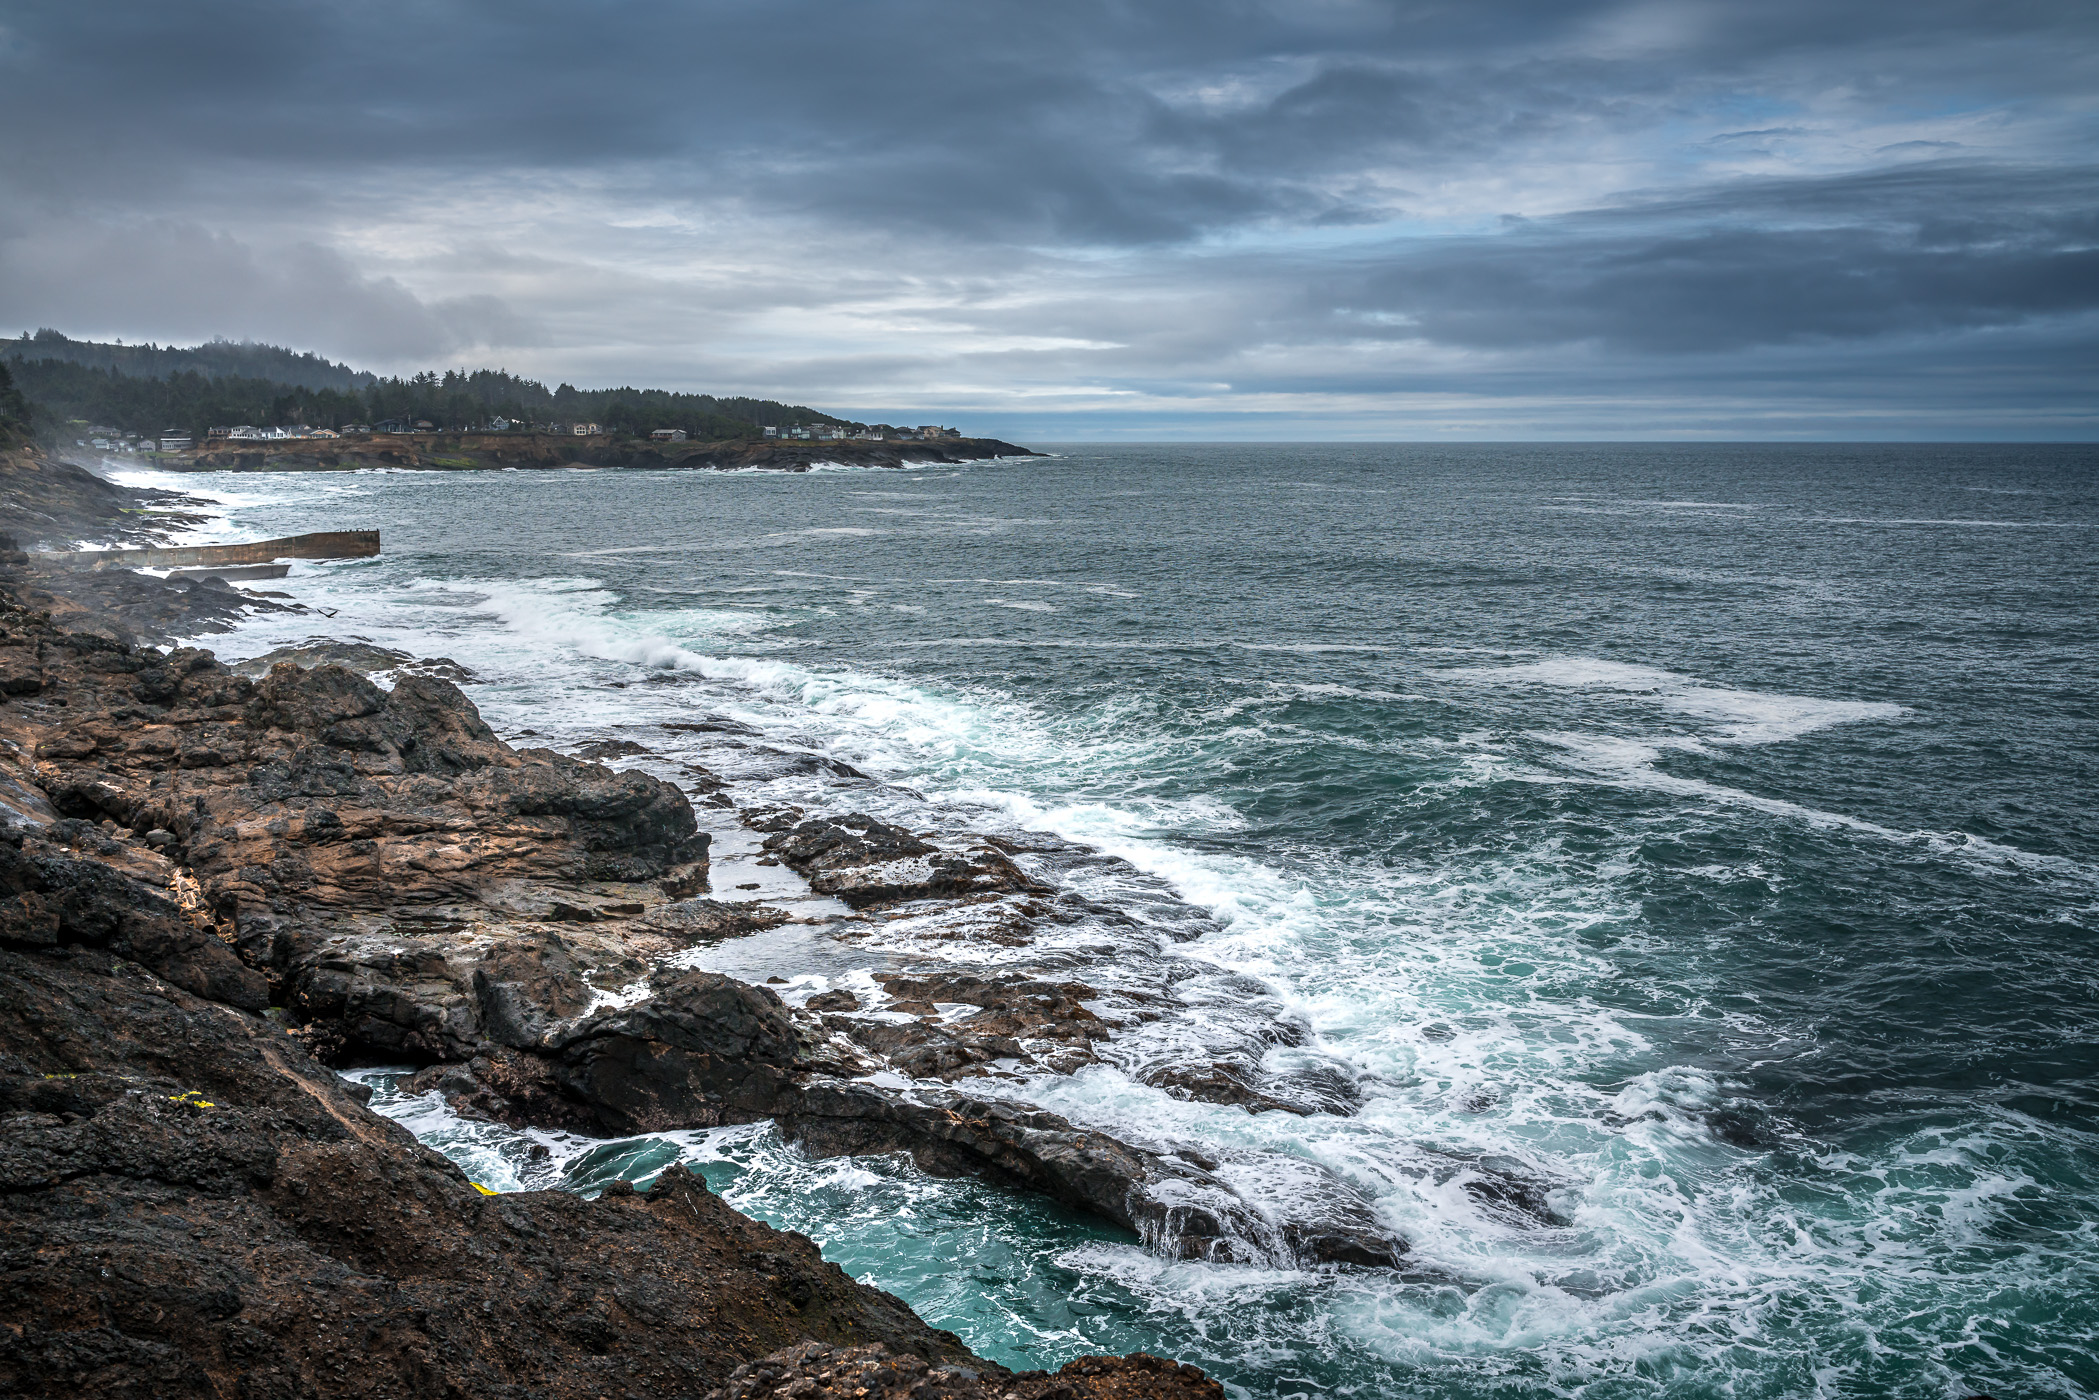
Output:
[0,0,2091,436]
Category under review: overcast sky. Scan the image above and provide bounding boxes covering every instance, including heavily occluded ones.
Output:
[2,0,2093,438]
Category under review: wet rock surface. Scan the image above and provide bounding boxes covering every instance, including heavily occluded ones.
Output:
[0,439,209,549]
[812,971,1114,1081]
[544,969,803,1134]
[711,1342,1223,1400]
[227,636,478,684]
[0,844,974,1398]
[780,1085,1406,1269]
[763,812,1043,908]
[641,895,794,943]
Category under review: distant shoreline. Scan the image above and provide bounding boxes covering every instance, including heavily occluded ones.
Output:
[86,430,1041,475]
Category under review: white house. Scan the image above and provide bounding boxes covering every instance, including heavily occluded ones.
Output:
[572,422,601,436]
[650,427,687,442]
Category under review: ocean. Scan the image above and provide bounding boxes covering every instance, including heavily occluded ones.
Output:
[114,443,2099,1399]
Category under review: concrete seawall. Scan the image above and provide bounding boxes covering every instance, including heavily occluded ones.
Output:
[40,530,381,570]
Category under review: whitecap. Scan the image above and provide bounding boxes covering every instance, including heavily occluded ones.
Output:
[1447,657,1905,745]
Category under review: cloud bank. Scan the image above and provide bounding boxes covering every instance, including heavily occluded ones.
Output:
[2,0,2092,437]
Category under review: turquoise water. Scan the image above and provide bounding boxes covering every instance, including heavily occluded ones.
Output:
[132,444,2098,1398]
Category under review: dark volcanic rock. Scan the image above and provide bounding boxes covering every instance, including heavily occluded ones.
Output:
[16,651,708,922]
[763,813,1039,908]
[473,928,596,1048]
[1139,1060,1311,1116]
[780,1084,1406,1270]
[711,1341,1223,1400]
[0,833,265,1010]
[0,932,973,1399]
[23,560,295,645]
[641,895,793,943]
[0,441,207,549]
[572,736,653,759]
[821,971,1113,1080]
[547,969,802,1134]
[227,636,478,684]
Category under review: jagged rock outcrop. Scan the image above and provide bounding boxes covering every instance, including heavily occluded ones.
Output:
[640,895,794,943]
[780,1084,1406,1269]
[227,636,477,684]
[0,832,265,1010]
[543,969,803,1134]
[820,971,1113,1080]
[3,636,708,949]
[0,441,206,548]
[763,812,1042,908]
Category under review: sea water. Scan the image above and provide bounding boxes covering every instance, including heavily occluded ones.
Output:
[117,444,2098,1399]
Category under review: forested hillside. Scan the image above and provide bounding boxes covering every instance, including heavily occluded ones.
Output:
[2,332,851,442]
[0,362,31,448]
[1,329,374,391]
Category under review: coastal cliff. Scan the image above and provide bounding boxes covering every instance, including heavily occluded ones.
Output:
[121,432,1039,475]
[0,528,1224,1397]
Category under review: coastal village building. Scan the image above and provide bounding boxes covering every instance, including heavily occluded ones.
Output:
[650,428,687,441]
[572,422,601,435]
[210,425,350,441]
[159,432,192,451]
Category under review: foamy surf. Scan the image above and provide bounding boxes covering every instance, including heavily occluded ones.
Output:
[144,444,2099,1399]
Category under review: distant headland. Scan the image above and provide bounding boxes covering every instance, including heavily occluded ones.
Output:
[1,329,1037,471]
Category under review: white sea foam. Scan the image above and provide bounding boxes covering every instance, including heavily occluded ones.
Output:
[1450,657,1907,745]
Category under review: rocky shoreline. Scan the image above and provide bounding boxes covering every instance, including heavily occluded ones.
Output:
[0,442,1575,1395]
[99,432,1040,476]
[0,447,1222,1397]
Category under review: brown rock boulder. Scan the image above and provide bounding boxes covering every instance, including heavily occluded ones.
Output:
[547,969,803,1133]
